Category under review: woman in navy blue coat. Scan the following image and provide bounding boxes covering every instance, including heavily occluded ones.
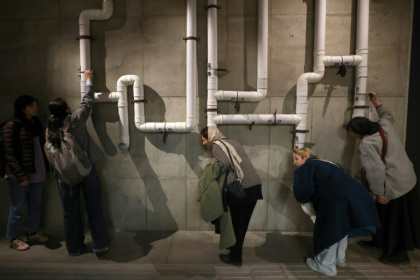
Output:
[293,148,380,276]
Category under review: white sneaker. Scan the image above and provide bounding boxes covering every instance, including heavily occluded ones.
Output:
[306,258,337,276]
[336,259,347,267]
[10,238,30,251]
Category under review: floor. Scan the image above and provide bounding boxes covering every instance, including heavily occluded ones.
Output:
[0,229,420,279]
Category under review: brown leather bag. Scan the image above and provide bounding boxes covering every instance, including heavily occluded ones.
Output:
[361,128,387,191]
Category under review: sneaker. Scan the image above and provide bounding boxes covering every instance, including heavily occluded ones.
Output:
[28,232,49,243]
[306,258,337,276]
[93,246,109,255]
[10,238,30,251]
[336,259,347,267]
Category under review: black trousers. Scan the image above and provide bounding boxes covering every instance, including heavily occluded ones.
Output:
[228,199,257,258]
[372,185,420,257]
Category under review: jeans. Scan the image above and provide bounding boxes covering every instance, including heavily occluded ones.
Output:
[58,165,109,254]
[312,235,348,275]
[6,177,43,239]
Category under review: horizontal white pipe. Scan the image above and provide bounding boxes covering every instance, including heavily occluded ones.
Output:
[323,55,363,66]
[213,114,302,125]
[214,88,267,102]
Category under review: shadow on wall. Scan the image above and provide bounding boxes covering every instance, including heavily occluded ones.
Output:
[91,84,178,232]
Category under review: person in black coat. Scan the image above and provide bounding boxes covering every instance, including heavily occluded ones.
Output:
[293,148,380,276]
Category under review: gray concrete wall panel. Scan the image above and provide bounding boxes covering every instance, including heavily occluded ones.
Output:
[0,0,413,233]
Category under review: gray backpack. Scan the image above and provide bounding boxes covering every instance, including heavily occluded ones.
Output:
[44,122,92,186]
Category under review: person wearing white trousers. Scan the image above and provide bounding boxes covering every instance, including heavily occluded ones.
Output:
[306,235,348,276]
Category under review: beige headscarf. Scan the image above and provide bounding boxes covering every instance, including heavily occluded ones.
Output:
[209,126,245,182]
[208,126,226,144]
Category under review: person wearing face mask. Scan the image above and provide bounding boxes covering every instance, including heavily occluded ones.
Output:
[293,148,380,276]
[1,95,50,251]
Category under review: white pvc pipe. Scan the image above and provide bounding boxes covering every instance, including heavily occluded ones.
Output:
[257,0,268,90]
[323,55,363,66]
[214,89,267,102]
[214,114,302,125]
[353,0,370,118]
[136,0,197,133]
[79,0,114,98]
[95,75,143,151]
[207,0,218,127]
[295,0,326,148]
[214,0,268,102]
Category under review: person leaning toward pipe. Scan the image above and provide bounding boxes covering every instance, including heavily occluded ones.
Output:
[0,95,50,251]
[200,126,263,265]
[346,92,419,265]
[46,70,110,256]
[293,148,380,277]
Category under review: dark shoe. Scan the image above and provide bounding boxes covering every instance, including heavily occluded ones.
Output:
[380,253,410,265]
[93,246,109,255]
[219,254,242,266]
[68,245,86,256]
[358,240,381,249]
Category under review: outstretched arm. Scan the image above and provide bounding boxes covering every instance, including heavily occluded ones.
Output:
[367,91,394,125]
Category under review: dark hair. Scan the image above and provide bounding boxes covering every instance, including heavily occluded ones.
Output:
[14,95,38,121]
[346,117,381,137]
[13,95,43,137]
[47,98,69,148]
[200,126,208,139]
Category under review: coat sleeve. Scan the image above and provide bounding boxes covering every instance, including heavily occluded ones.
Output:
[293,162,316,204]
[72,85,94,124]
[2,121,27,183]
[377,106,394,126]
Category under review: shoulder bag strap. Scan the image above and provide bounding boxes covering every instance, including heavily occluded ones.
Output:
[217,140,238,177]
[378,128,387,161]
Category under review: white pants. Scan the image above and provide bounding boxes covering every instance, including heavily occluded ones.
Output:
[312,235,348,275]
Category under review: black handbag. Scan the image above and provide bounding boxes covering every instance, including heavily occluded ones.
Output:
[217,140,248,207]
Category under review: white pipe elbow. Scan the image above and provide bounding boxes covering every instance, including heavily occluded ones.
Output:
[79,0,114,25]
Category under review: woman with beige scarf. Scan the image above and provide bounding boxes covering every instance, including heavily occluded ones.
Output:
[200,126,262,265]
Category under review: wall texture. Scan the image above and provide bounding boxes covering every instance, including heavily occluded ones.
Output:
[0,0,413,232]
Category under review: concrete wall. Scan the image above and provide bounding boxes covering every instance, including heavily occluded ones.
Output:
[0,0,413,232]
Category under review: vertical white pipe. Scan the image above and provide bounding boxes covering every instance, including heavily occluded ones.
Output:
[79,0,114,99]
[186,0,197,130]
[207,0,218,127]
[295,0,326,148]
[257,0,268,90]
[353,0,370,118]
